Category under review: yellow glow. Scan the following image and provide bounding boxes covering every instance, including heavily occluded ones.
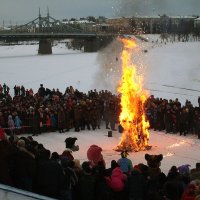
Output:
[117,38,150,152]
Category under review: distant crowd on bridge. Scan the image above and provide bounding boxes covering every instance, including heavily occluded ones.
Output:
[0,83,200,139]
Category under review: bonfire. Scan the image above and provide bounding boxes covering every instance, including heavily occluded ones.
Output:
[116,38,150,152]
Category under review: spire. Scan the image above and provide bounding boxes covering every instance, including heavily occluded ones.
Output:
[47,6,49,18]
[47,6,50,29]
[39,7,41,18]
[38,7,42,32]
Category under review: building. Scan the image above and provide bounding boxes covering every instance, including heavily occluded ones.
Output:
[105,15,199,34]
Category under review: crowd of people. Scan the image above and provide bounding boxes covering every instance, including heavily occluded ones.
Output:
[0,83,200,140]
[0,83,120,136]
[0,132,200,200]
[145,96,200,138]
[0,83,200,199]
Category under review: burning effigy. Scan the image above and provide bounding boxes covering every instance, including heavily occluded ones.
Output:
[116,38,151,152]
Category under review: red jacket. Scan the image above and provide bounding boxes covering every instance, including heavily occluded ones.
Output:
[181,184,196,200]
[106,167,126,192]
[0,128,5,141]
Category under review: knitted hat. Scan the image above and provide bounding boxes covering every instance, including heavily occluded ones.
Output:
[121,150,129,158]
[178,164,190,175]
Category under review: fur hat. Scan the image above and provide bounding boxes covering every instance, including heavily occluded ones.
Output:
[65,137,77,149]
[145,154,163,168]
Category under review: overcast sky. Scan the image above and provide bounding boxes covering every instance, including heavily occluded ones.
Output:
[0,0,200,25]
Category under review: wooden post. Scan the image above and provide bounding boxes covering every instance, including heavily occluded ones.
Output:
[108,131,112,137]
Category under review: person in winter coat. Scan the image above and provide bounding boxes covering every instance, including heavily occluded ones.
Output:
[127,167,147,200]
[10,139,36,192]
[179,108,189,136]
[106,166,126,192]
[74,104,82,132]
[45,113,51,132]
[0,139,13,186]
[14,115,22,128]
[78,161,96,200]
[87,144,106,167]
[0,112,6,128]
[60,160,78,200]
[38,84,46,97]
[117,151,133,175]
[14,115,22,134]
[190,163,200,181]
[36,149,65,199]
[0,127,6,141]
[58,107,66,133]
[61,149,74,161]
[181,183,196,200]
[93,161,112,200]
[29,111,40,136]
[106,160,119,176]
[163,166,185,200]
[0,84,3,93]
[7,115,15,136]
[49,111,57,132]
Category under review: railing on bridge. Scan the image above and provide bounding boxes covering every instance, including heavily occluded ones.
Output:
[0,12,120,53]
[0,11,91,34]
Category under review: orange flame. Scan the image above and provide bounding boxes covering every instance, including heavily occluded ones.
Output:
[117,38,150,152]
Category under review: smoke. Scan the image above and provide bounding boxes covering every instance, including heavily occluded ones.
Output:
[93,37,149,93]
[92,39,123,93]
[116,0,200,16]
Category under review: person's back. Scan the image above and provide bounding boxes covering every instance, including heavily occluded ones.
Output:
[36,151,65,198]
[127,169,146,200]
[11,140,36,191]
[78,161,96,200]
[106,166,125,192]
[117,151,133,174]
[190,163,200,181]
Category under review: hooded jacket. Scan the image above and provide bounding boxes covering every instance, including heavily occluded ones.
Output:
[106,167,126,192]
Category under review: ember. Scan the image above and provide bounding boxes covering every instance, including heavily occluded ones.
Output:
[116,38,151,152]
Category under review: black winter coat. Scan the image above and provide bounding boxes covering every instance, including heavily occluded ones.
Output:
[36,160,65,198]
[78,172,96,200]
[127,169,146,200]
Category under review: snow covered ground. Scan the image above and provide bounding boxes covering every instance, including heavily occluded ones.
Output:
[26,128,200,175]
[1,37,200,174]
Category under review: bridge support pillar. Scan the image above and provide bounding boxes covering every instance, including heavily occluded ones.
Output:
[38,39,52,54]
[84,38,97,52]
[84,36,114,52]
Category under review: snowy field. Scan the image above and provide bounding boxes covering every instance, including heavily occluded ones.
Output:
[1,37,200,174]
[26,128,200,175]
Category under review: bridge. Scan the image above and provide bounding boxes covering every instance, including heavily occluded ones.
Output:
[0,9,115,53]
[0,33,96,40]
